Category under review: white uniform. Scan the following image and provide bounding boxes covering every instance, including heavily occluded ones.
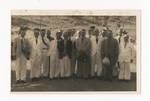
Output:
[118,41,133,80]
[15,36,30,81]
[11,33,19,72]
[90,35,103,77]
[25,30,34,71]
[30,36,43,78]
[48,39,59,78]
[41,36,49,77]
[129,42,136,73]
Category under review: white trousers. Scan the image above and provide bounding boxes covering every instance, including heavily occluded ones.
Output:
[41,52,49,77]
[118,62,131,80]
[15,55,27,81]
[49,54,59,79]
[91,54,102,76]
[30,56,42,78]
[60,56,71,77]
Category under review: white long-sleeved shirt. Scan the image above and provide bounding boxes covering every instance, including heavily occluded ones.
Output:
[119,42,133,62]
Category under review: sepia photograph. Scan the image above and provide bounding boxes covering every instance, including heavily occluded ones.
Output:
[11,10,140,92]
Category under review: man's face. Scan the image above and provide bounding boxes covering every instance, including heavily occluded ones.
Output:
[124,36,129,42]
[21,31,26,38]
[34,31,39,38]
[47,30,51,38]
[106,32,113,38]
[41,30,45,37]
[93,30,99,36]
[56,32,62,39]
[81,32,85,38]
[102,30,107,37]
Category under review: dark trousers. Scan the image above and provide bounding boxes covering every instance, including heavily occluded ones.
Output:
[103,64,113,81]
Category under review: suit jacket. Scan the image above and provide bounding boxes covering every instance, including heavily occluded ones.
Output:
[57,38,72,59]
[76,37,91,55]
[15,37,31,60]
[101,37,119,65]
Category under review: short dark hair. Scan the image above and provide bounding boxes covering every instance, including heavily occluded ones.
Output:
[34,28,40,31]
[90,26,95,29]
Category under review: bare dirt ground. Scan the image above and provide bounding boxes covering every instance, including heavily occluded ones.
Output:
[11,73,136,91]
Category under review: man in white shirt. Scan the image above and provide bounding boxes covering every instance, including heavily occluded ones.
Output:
[90,28,103,78]
[40,29,49,78]
[14,27,31,83]
[30,28,43,81]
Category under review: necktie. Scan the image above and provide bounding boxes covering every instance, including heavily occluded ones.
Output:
[96,36,98,44]
[21,38,24,53]
[36,38,38,45]
[81,37,84,43]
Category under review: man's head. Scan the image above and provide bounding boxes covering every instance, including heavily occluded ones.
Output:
[20,30,26,38]
[106,30,113,39]
[56,31,62,39]
[63,32,69,40]
[81,29,86,38]
[41,29,46,38]
[20,27,27,38]
[34,28,40,38]
[47,30,51,38]
[123,30,128,35]
[67,29,72,38]
[102,27,107,37]
[94,29,99,36]
[120,28,124,33]
[124,34,129,42]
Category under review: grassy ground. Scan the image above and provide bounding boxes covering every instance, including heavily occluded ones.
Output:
[11,73,136,92]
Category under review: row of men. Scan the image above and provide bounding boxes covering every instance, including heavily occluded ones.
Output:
[11,26,135,83]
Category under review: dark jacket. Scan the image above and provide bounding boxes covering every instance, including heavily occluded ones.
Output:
[101,37,119,65]
[57,38,72,59]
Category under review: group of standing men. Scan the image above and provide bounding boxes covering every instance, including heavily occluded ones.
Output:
[11,25,135,83]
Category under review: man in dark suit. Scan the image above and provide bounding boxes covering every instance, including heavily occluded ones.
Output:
[57,31,72,78]
[101,29,119,81]
[76,29,92,79]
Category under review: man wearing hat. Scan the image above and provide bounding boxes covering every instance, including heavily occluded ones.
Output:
[30,28,43,81]
[90,28,103,78]
[40,29,49,78]
[88,26,95,38]
[48,30,60,79]
[58,31,72,78]
[14,27,31,83]
[76,29,92,78]
[118,35,133,81]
